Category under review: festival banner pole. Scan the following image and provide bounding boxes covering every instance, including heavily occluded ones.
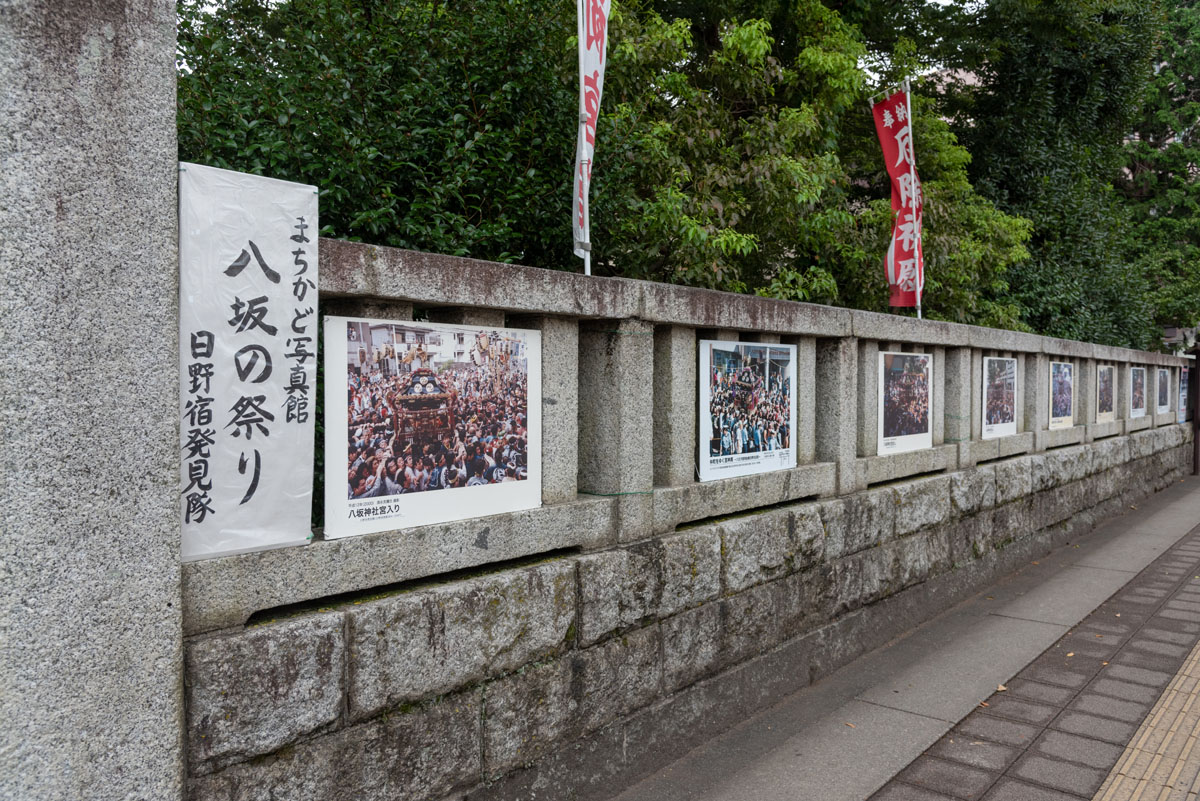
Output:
[904,78,922,320]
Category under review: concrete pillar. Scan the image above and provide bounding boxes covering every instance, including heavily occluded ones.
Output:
[857,340,880,458]
[791,336,817,466]
[578,320,655,541]
[944,347,974,467]
[932,346,946,447]
[817,338,860,493]
[1026,354,1050,449]
[1079,359,1095,439]
[511,315,579,504]
[1,2,183,799]
[653,325,697,487]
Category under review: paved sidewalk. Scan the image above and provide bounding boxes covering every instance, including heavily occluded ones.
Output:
[871,510,1200,800]
[608,476,1200,801]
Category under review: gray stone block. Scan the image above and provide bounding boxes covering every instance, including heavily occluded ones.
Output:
[184,497,614,636]
[951,465,996,516]
[579,528,720,645]
[720,506,824,593]
[661,604,723,691]
[992,499,1034,548]
[816,498,848,560]
[640,282,851,333]
[850,310,970,346]
[843,487,897,554]
[191,691,482,801]
[573,626,663,735]
[816,337,860,493]
[895,475,952,536]
[650,463,837,535]
[775,566,836,640]
[720,582,781,667]
[949,513,994,565]
[187,614,346,773]
[2,4,184,800]
[347,561,575,720]
[859,445,955,486]
[995,456,1033,505]
[483,658,575,775]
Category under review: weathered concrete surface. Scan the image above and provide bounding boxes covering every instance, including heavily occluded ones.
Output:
[0,3,183,800]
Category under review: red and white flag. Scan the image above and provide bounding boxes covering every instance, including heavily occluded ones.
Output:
[871,86,924,309]
[573,0,611,273]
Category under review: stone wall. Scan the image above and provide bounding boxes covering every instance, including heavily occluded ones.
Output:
[182,240,1194,801]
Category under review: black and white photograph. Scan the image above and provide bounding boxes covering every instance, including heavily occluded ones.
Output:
[1049,361,1073,430]
[1131,367,1147,418]
[1157,368,1171,415]
[1096,365,1115,424]
[699,341,797,481]
[878,352,932,454]
[324,316,541,538]
[981,357,1017,440]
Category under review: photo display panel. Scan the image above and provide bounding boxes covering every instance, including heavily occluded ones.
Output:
[981,357,1017,440]
[698,340,798,481]
[878,351,933,455]
[324,316,541,538]
[1048,361,1074,430]
[1157,368,1171,414]
[1180,370,1190,424]
[1131,367,1147,418]
[1096,365,1116,424]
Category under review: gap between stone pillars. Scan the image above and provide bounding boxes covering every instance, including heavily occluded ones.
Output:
[578,319,655,541]
[1026,352,1050,449]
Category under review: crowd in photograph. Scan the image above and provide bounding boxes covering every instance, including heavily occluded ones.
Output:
[708,363,792,456]
[345,359,530,499]
[1098,370,1114,414]
[883,363,929,438]
[985,362,1016,425]
[1051,368,1073,419]
[1133,372,1146,410]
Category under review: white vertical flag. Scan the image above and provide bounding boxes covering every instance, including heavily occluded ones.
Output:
[573,0,611,275]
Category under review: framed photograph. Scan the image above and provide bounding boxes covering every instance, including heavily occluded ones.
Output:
[1048,361,1074,430]
[1096,365,1116,424]
[878,352,933,455]
[324,316,541,538]
[1180,370,1190,424]
[981,357,1017,440]
[698,341,797,481]
[1131,367,1147,418]
[1157,368,1171,415]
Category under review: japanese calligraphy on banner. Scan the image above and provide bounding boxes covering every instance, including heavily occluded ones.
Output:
[179,162,318,561]
[572,0,611,265]
[871,87,924,308]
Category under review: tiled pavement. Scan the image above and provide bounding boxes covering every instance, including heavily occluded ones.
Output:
[870,525,1200,801]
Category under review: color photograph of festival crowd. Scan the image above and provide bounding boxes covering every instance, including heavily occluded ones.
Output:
[1132,367,1147,417]
[1097,365,1115,422]
[1049,361,1073,429]
[699,342,796,481]
[982,357,1016,439]
[879,353,931,451]
[344,321,532,500]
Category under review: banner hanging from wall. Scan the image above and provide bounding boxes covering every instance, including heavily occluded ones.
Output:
[572,0,612,276]
[179,162,318,561]
[871,85,924,310]
[324,316,542,538]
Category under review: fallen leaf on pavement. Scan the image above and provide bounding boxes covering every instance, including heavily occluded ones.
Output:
[998,684,1007,692]
[845,723,855,728]
[1067,652,1075,657]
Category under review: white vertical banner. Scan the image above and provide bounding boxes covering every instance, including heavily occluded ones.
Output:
[179,162,318,561]
[573,0,612,274]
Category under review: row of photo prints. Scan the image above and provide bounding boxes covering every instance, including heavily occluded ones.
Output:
[324,316,1189,540]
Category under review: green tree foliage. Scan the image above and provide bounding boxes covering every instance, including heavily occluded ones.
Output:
[1118,0,1200,336]
[178,0,579,264]
[937,0,1164,347]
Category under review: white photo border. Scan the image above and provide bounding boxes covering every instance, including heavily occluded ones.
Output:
[698,340,798,482]
[323,315,542,539]
[981,356,1018,440]
[877,351,933,456]
[1131,366,1148,418]
[1157,367,1171,415]
[1096,364,1116,424]
[1048,361,1074,430]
